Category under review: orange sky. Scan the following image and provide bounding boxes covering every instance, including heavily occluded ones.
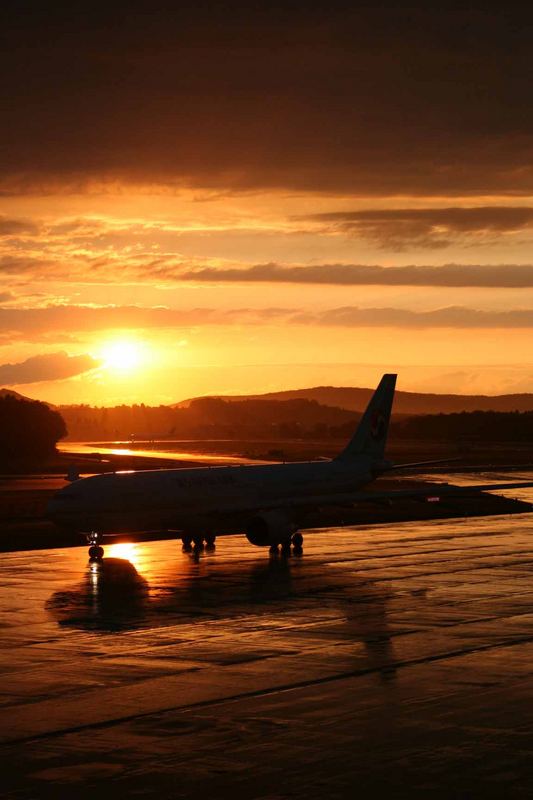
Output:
[1,6,533,404]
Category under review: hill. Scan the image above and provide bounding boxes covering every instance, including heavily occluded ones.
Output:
[0,388,30,401]
[0,394,67,466]
[58,397,357,441]
[176,386,533,415]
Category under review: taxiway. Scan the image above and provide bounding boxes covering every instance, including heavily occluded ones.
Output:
[1,511,533,797]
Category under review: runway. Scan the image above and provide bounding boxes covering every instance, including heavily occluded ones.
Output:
[2,513,533,797]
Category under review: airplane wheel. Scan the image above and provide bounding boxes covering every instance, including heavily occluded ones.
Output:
[205,534,216,547]
[291,532,303,548]
[89,544,104,560]
[192,536,204,549]
[182,535,193,548]
[281,541,292,557]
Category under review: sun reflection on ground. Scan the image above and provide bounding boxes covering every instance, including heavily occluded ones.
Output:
[107,542,142,568]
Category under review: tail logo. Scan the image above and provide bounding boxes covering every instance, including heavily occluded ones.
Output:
[370,409,386,440]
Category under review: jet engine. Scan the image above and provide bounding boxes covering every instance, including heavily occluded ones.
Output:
[245,510,295,547]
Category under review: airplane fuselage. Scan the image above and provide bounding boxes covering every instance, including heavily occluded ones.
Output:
[48,456,381,536]
[45,373,533,558]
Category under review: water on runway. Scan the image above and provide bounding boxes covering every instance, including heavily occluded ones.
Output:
[1,501,533,797]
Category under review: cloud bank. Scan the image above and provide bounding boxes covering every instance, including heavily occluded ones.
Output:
[0,351,100,385]
[179,263,533,288]
[2,304,533,340]
[0,216,40,236]
[1,6,533,195]
[300,207,533,249]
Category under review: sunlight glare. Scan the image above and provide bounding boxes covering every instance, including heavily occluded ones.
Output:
[100,340,142,371]
[108,542,141,567]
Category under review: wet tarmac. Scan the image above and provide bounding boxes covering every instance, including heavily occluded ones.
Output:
[2,513,533,798]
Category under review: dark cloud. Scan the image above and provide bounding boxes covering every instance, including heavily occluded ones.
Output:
[1,303,533,338]
[0,351,99,385]
[300,207,533,249]
[0,305,287,337]
[294,307,533,328]
[0,255,52,275]
[0,216,39,236]
[1,6,533,195]
[180,262,533,288]
[0,251,202,284]
[5,229,533,288]
[4,212,533,288]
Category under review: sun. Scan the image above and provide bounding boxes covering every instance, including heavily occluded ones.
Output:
[100,340,142,371]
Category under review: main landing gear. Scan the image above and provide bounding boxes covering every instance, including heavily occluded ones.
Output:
[270,532,304,556]
[87,531,104,561]
[181,534,217,552]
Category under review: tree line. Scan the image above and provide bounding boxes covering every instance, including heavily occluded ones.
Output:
[0,396,67,463]
[1,396,532,468]
[58,398,533,443]
[393,410,533,442]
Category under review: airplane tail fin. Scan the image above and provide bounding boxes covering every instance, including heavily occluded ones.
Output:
[335,373,397,461]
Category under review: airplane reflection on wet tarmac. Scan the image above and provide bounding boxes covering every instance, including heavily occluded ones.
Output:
[47,546,397,678]
[5,515,533,796]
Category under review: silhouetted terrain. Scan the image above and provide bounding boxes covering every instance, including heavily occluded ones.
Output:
[59,398,358,441]
[3,386,533,451]
[177,386,533,414]
[0,396,66,464]
[395,410,533,442]
[0,388,30,401]
[56,397,533,444]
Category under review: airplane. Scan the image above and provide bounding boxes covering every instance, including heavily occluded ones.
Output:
[47,374,533,560]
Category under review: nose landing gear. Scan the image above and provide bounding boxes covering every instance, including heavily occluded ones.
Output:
[86,531,104,561]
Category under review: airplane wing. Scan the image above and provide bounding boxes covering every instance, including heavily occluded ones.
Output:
[331,480,533,506]
[214,480,533,515]
[384,458,461,471]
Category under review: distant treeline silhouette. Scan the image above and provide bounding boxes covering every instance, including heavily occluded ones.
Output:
[394,410,533,442]
[0,396,67,462]
[59,397,356,440]
[2,394,530,472]
[57,397,533,443]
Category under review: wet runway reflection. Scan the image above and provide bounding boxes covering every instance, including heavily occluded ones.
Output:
[5,514,533,797]
[46,544,396,676]
[48,558,150,630]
